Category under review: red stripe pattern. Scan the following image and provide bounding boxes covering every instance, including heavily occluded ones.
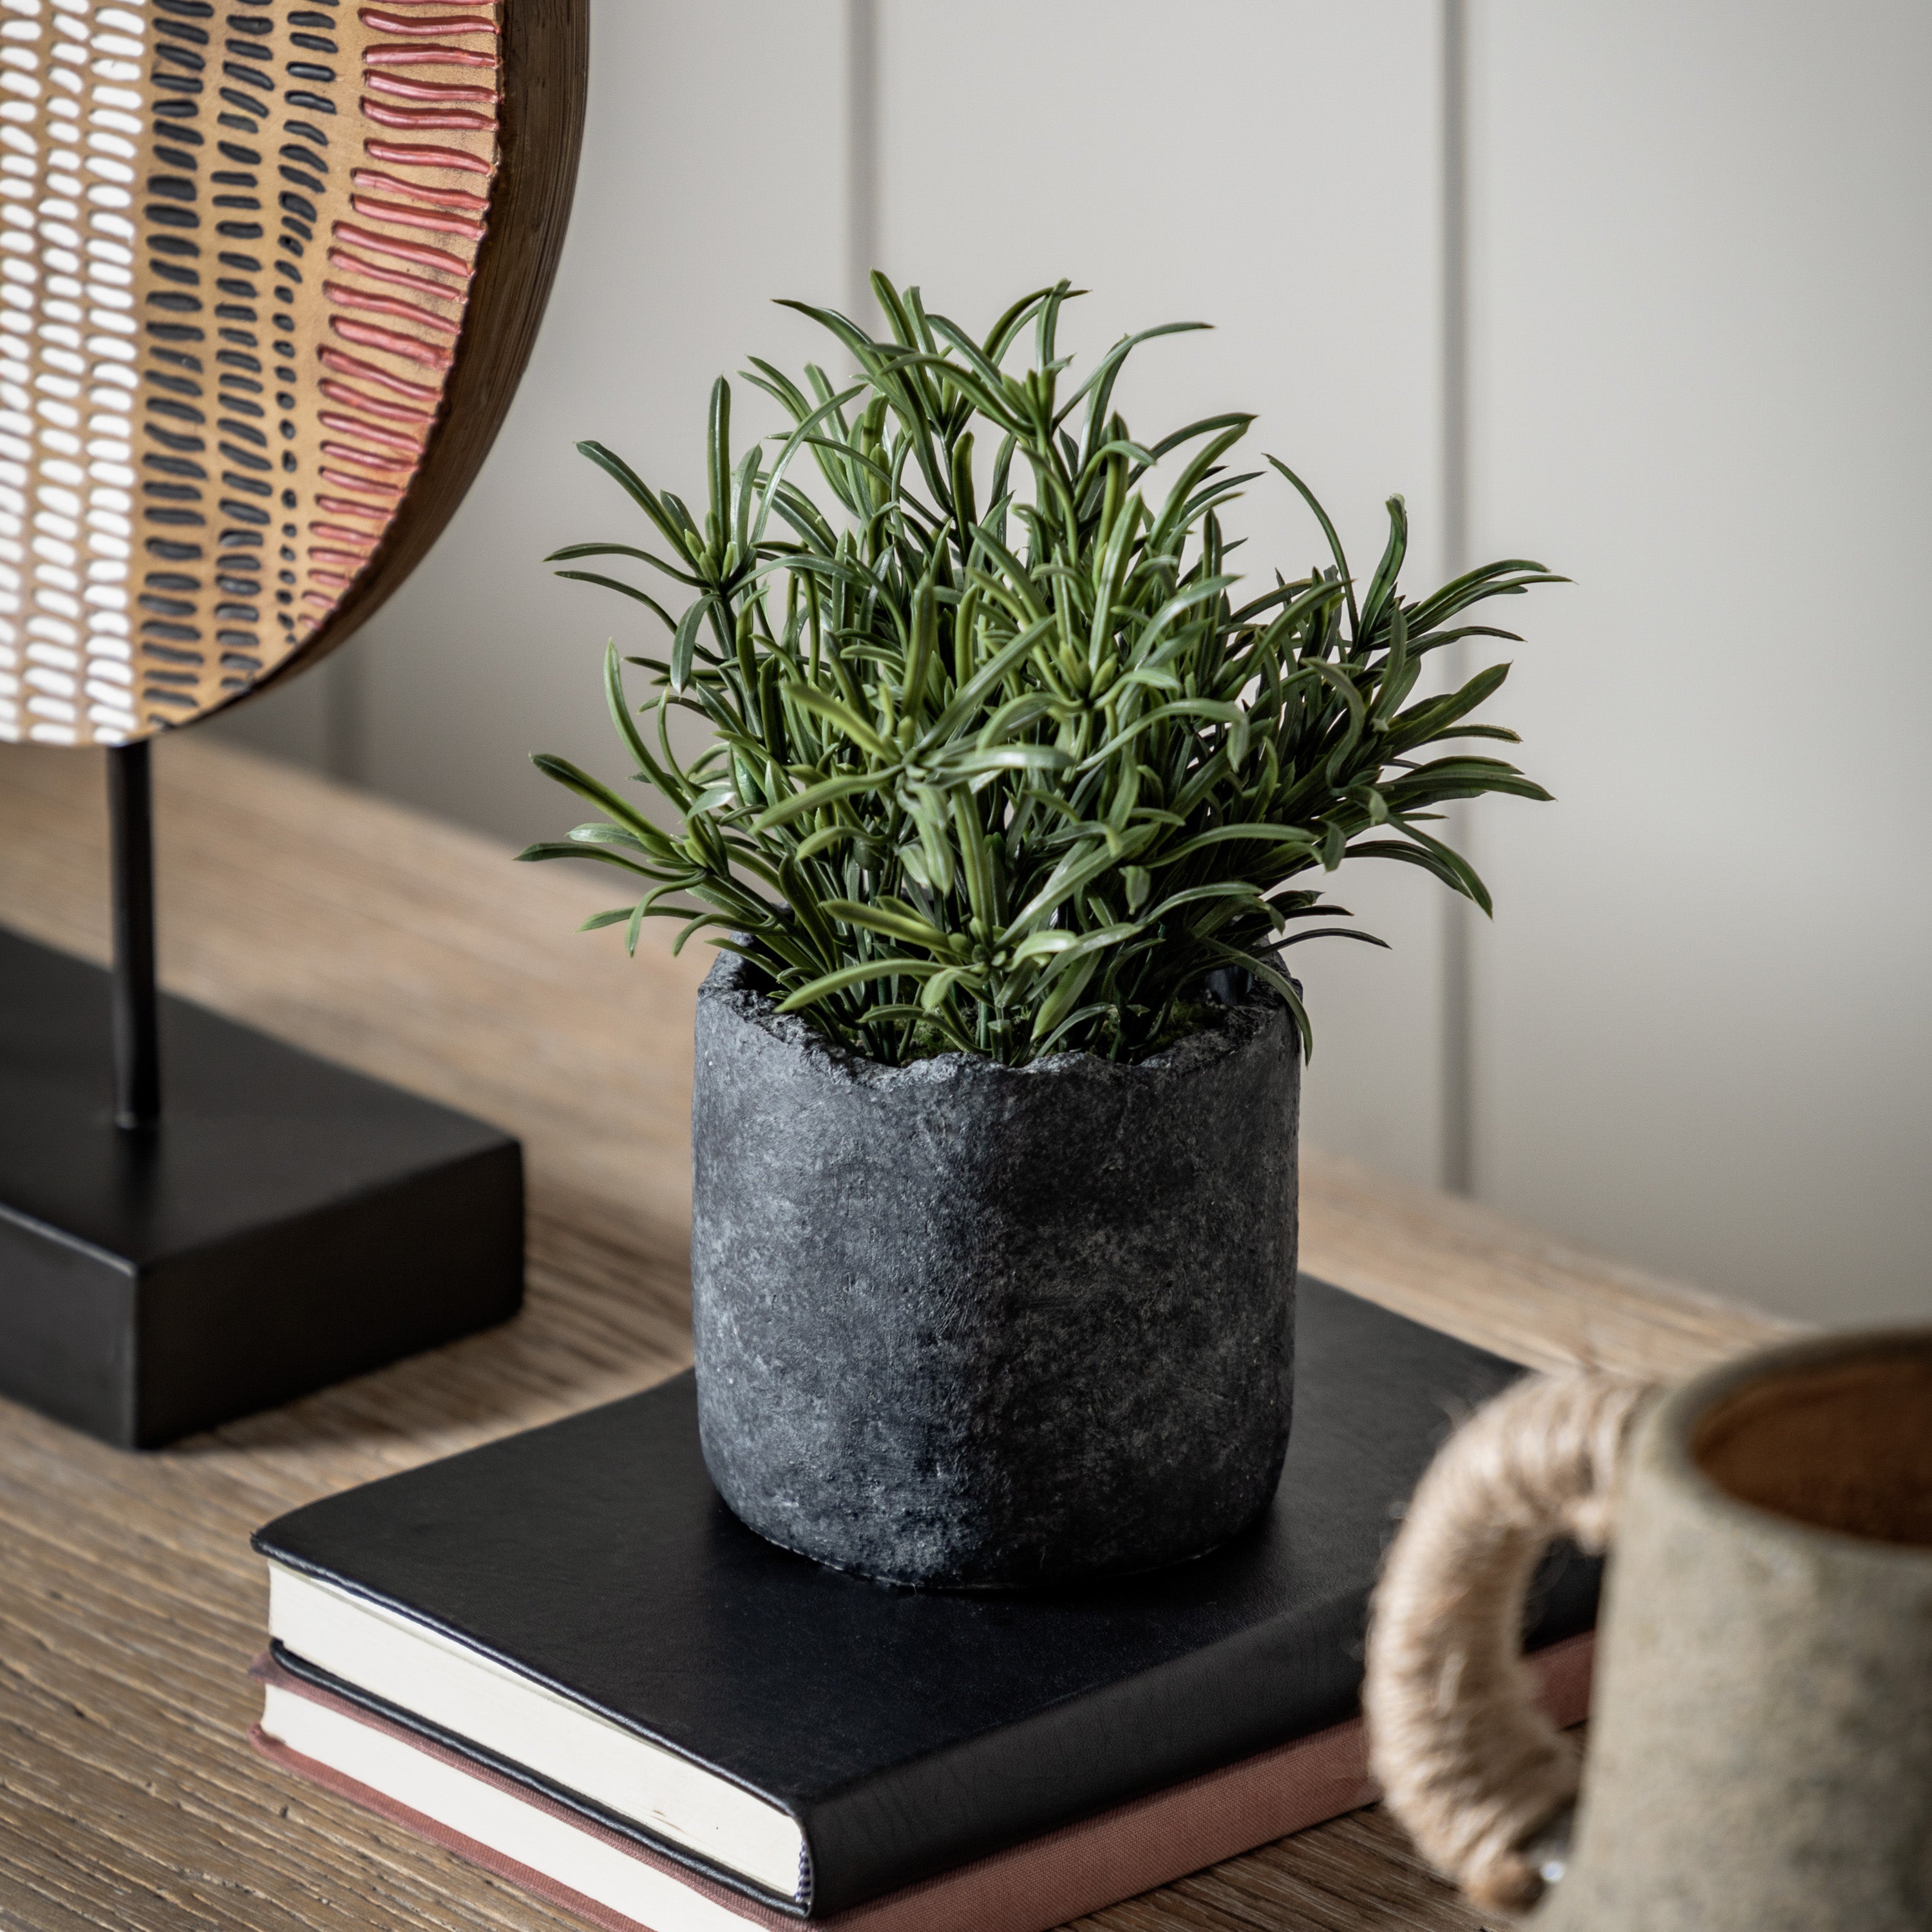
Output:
[304,2,501,645]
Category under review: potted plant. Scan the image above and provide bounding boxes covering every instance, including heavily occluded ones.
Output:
[523,278,1558,1588]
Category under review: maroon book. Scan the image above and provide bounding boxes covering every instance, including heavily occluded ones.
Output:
[252,1635,1593,1932]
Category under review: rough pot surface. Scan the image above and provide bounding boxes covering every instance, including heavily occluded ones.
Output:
[690,953,1300,1589]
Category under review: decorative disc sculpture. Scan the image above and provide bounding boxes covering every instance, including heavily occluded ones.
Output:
[0,0,585,744]
[0,0,585,1450]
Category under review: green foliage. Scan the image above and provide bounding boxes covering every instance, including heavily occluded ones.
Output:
[522,278,1560,1066]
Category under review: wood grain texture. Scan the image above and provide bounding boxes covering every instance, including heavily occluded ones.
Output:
[0,739,1794,1932]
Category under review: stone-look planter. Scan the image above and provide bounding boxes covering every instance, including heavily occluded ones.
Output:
[690,953,1300,1589]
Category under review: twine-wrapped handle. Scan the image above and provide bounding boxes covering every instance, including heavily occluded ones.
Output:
[1363,1370,1654,1915]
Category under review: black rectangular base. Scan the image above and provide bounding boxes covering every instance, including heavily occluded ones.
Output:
[0,928,524,1448]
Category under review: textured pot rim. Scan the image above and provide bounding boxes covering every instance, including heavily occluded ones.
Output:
[702,948,1292,1094]
[1643,1324,1932,1572]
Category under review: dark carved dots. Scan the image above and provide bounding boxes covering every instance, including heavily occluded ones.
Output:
[140,39,209,724]
[276,2,339,645]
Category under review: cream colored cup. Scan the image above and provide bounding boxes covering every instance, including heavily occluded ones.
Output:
[1365,1331,1932,1930]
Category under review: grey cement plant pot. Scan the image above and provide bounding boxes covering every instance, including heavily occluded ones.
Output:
[689,952,1300,1589]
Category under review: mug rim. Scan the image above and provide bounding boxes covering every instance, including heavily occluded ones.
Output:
[1649,1325,1932,1567]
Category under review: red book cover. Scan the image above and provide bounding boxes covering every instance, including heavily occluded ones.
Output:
[251,1633,1592,1932]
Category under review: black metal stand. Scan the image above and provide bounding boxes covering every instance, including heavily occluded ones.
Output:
[107,743,161,1132]
[0,750,525,1449]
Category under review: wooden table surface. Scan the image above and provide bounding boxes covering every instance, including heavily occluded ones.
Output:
[0,739,1791,1932]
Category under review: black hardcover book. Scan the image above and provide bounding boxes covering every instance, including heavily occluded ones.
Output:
[254,1278,1597,1919]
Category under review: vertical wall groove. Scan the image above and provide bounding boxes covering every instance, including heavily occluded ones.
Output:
[1440,0,1475,1194]
[844,0,876,324]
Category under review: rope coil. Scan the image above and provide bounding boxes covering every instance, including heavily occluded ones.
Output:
[1363,1370,1654,1913]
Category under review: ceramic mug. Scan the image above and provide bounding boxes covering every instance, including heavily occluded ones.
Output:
[1364,1329,1932,1930]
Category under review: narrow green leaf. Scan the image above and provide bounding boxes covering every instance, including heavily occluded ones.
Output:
[775,957,946,1011]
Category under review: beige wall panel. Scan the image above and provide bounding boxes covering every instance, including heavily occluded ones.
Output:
[1468,2,1932,1321]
